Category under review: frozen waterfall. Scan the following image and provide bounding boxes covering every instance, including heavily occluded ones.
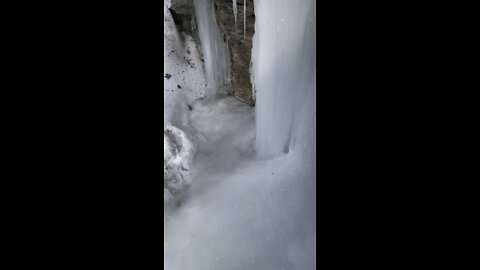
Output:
[252,0,316,159]
[194,0,232,98]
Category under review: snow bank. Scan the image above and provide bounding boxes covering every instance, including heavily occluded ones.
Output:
[164,0,207,205]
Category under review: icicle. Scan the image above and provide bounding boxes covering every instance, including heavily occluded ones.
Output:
[193,0,231,98]
[243,0,246,40]
[233,0,237,28]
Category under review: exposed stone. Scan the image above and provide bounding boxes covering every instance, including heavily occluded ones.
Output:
[170,0,202,55]
[169,0,194,36]
[214,0,255,106]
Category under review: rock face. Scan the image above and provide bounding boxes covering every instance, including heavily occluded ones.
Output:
[214,0,255,106]
[169,0,202,53]
[169,0,195,36]
[170,0,256,106]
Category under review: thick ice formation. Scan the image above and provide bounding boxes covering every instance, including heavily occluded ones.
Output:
[194,0,231,98]
[252,0,316,159]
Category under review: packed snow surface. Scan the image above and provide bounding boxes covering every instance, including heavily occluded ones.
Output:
[165,95,315,270]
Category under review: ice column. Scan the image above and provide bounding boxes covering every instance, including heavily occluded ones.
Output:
[252,0,316,159]
[194,0,232,98]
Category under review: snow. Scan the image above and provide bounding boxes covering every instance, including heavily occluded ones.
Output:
[164,0,207,204]
[165,162,315,270]
[165,95,315,270]
[164,0,316,269]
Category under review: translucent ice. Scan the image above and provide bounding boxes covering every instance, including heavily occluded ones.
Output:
[194,0,232,98]
[252,0,316,159]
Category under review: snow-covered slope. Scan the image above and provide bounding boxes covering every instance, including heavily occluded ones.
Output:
[164,0,207,204]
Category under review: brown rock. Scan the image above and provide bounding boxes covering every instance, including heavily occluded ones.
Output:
[214,0,255,106]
